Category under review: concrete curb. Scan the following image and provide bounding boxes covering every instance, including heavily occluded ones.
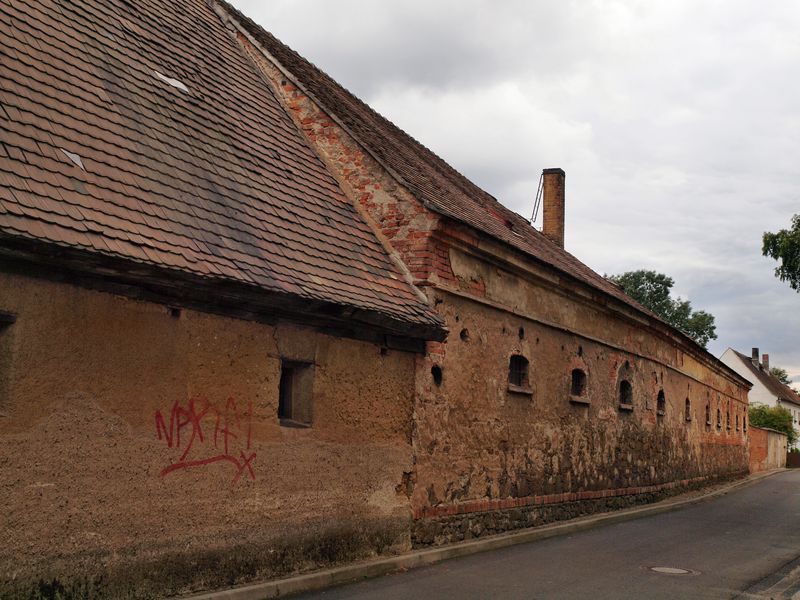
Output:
[185,469,786,600]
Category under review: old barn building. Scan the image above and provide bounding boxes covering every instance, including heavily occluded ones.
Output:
[221,2,752,545]
[0,0,750,596]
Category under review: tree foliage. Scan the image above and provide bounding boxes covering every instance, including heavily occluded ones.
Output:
[763,214,800,292]
[748,403,797,446]
[607,270,717,348]
[770,366,792,386]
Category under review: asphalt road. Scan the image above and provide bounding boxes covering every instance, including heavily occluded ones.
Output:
[296,470,800,600]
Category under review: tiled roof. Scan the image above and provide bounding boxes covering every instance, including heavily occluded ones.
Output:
[0,0,444,339]
[221,2,664,324]
[732,351,800,407]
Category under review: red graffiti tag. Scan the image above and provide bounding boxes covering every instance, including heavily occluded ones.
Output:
[155,397,255,484]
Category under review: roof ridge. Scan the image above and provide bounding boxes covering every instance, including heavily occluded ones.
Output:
[219,1,750,367]
[731,349,800,405]
[215,1,540,228]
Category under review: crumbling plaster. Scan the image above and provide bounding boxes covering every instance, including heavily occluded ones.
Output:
[0,272,417,594]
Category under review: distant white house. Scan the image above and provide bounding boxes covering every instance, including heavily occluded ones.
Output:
[720,347,800,444]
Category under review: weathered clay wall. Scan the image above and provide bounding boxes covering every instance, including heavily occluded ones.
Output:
[413,289,748,523]
[0,272,417,597]
[749,426,787,472]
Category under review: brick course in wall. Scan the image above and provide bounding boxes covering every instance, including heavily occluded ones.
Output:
[412,471,746,547]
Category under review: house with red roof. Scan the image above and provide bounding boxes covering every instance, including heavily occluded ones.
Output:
[721,347,800,443]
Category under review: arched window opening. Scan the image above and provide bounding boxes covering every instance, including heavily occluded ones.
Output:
[736,413,740,431]
[508,355,530,391]
[685,398,692,422]
[656,390,666,417]
[705,403,711,426]
[716,408,722,429]
[571,369,587,397]
[726,408,731,430]
[619,380,633,410]
[743,414,748,432]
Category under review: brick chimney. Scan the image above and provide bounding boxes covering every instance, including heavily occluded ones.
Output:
[542,168,565,248]
[762,353,770,371]
[751,347,759,366]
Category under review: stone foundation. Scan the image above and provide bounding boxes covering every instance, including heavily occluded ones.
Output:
[412,471,747,547]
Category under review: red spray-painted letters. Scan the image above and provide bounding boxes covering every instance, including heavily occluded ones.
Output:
[155,397,256,484]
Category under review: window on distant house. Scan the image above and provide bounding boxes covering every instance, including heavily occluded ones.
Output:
[656,390,666,417]
[571,369,587,397]
[278,360,314,427]
[508,355,531,393]
[619,380,633,410]
[685,398,692,422]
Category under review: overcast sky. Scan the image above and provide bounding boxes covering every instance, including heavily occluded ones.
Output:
[231,0,800,382]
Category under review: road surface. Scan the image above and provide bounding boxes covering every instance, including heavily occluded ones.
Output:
[296,470,800,599]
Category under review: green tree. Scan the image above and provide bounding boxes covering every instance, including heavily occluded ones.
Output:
[770,366,792,386]
[607,270,717,348]
[748,403,797,446]
[763,214,800,292]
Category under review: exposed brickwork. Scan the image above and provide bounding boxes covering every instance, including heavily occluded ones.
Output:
[237,32,451,288]
[542,168,565,248]
[414,474,713,519]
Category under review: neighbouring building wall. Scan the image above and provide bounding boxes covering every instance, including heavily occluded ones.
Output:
[749,426,787,472]
[720,349,800,442]
[0,271,418,597]
[720,350,778,407]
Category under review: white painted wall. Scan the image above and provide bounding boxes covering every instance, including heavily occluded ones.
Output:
[721,348,800,444]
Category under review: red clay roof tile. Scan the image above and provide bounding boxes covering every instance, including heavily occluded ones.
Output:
[0,0,443,339]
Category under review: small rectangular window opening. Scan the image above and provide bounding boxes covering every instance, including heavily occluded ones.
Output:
[618,380,633,411]
[0,311,16,414]
[570,369,587,397]
[278,360,314,427]
[507,355,532,395]
[509,355,529,387]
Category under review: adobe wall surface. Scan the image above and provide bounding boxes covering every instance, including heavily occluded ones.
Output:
[0,271,417,598]
[749,426,787,472]
[412,288,749,533]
